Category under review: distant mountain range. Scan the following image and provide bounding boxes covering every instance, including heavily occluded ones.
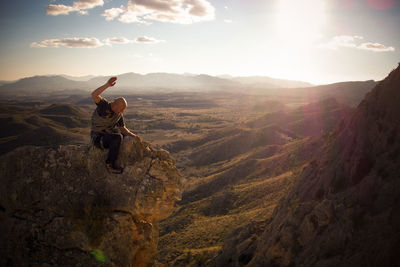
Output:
[289,80,378,107]
[219,75,313,88]
[0,72,312,95]
[0,80,14,86]
[60,74,97,82]
[0,76,87,96]
[0,73,377,106]
[86,72,240,90]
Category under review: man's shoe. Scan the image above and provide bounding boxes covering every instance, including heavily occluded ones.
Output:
[106,163,123,174]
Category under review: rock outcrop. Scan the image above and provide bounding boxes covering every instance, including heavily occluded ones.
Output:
[215,64,400,266]
[0,136,182,266]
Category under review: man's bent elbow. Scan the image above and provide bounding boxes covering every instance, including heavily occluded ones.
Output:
[91,92,101,103]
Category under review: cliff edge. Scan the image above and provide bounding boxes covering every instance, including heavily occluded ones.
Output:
[0,136,182,266]
[215,64,400,266]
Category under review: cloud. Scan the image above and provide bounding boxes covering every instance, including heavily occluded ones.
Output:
[223,19,233,23]
[103,37,133,45]
[102,6,125,21]
[30,37,104,48]
[46,0,104,16]
[319,35,395,52]
[135,36,164,43]
[46,5,75,15]
[358,42,395,52]
[318,35,360,49]
[31,36,164,48]
[102,0,215,24]
[73,0,103,9]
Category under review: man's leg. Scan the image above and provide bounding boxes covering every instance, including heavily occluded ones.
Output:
[101,133,123,168]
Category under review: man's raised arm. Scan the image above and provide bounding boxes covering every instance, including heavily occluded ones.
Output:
[91,77,117,103]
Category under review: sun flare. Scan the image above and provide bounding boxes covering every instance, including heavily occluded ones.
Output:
[263,0,329,82]
[275,0,327,44]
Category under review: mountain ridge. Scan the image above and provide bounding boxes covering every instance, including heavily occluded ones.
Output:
[214,65,400,266]
[0,72,375,95]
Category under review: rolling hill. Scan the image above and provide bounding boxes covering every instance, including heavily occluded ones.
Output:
[0,103,90,155]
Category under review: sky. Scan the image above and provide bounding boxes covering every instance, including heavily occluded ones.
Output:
[0,0,399,84]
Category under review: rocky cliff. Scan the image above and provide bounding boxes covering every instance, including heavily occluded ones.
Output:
[0,136,182,266]
[215,64,400,266]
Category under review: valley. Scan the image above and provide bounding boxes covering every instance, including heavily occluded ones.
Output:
[0,82,361,265]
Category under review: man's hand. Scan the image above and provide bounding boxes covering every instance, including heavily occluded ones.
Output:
[91,77,117,103]
[120,126,142,142]
[132,133,142,143]
[128,133,142,143]
[107,77,117,87]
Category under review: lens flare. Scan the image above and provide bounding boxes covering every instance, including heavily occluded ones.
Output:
[92,249,106,262]
[367,0,395,10]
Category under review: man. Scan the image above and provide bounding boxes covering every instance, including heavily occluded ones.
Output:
[90,77,141,174]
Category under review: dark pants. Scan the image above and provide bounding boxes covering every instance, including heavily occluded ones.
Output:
[92,132,123,167]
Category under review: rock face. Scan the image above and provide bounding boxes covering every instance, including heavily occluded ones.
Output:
[0,136,182,266]
[215,65,400,266]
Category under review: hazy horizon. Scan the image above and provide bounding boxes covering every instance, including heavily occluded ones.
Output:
[0,70,382,86]
[1,0,399,84]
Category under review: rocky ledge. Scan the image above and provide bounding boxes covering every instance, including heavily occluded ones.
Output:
[0,136,182,267]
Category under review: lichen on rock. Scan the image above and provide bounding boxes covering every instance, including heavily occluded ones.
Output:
[0,136,182,267]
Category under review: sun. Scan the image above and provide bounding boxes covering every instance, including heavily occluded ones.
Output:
[258,0,329,82]
[274,0,327,44]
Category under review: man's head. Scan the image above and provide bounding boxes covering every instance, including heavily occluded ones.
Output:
[110,97,127,114]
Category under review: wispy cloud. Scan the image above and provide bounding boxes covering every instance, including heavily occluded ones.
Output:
[103,37,133,45]
[30,37,103,48]
[135,36,164,43]
[31,36,164,48]
[318,35,362,49]
[46,0,104,16]
[358,42,395,52]
[319,35,395,52]
[102,0,215,24]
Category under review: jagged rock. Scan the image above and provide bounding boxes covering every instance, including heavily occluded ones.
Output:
[214,65,400,266]
[250,66,400,266]
[0,136,182,267]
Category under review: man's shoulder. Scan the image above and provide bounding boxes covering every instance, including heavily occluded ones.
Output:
[96,97,112,117]
[96,96,110,106]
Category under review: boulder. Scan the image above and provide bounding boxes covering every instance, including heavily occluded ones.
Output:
[0,136,182,266]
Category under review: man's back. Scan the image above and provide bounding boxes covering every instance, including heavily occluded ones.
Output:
[91,97,124,134]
